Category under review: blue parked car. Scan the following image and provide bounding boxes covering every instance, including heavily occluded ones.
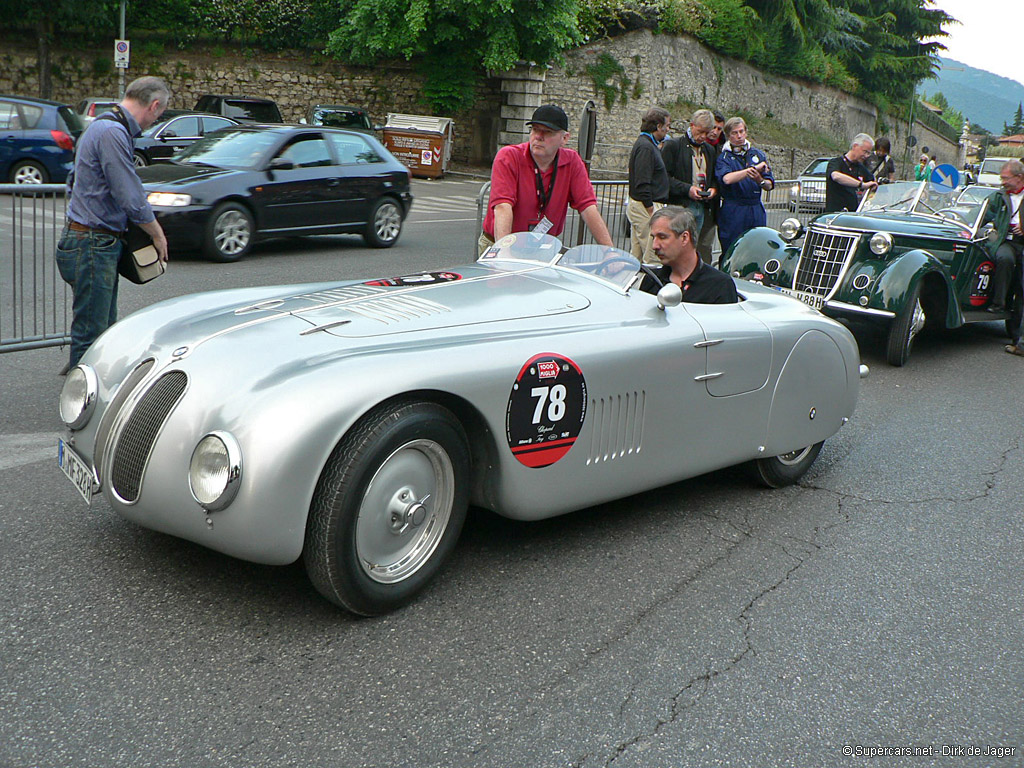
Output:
[0,94,84,184]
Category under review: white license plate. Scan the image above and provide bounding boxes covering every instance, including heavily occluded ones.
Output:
[778,287,825,311]
[58,439,95,505]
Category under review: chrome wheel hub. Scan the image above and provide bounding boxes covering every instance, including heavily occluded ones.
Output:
[375,203,401,242]
[356,439,454,584]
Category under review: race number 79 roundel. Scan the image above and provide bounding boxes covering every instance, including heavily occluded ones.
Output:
[506,353,587,468]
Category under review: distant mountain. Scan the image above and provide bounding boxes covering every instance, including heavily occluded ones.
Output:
[926,57,1024,135]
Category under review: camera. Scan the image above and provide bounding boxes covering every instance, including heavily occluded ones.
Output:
[697,189,712,197]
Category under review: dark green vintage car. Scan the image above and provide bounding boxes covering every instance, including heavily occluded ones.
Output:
[723,181,1014,365]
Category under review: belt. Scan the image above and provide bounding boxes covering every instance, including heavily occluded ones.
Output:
[68,220,122,238]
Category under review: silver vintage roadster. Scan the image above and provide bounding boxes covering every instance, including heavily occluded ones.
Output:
[58,233,866,615]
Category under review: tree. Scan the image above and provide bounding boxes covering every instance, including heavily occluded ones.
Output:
[0,0,119,98]
[325,0,583,115]
[1004,102,1024,135]
[925,91,964,131]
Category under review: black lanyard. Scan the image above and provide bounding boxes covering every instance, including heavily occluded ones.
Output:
[532,150,558,215]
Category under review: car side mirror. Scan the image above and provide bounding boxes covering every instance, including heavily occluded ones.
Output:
[268,157,295,172]
[160,131,177,140]
[656,282,683,310]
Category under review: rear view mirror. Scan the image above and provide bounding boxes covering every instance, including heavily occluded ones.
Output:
[268,157,295,171]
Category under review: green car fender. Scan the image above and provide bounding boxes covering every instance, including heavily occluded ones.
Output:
[868,249,958,327]
[722,227,800,285]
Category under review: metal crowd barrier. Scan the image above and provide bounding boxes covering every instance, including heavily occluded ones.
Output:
[474,178,824,258]
[0,184,71,353]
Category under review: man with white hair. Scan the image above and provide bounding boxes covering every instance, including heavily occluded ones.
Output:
[825,133,879,213]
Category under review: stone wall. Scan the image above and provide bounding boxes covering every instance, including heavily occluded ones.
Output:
[0,39,502,166]
[0,29,960,177]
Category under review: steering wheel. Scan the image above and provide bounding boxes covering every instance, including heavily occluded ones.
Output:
[637,264,665,289]
[936,208,968,224]
[595,255,643,277]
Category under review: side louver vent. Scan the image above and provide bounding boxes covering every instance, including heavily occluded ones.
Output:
[587,392,646,465]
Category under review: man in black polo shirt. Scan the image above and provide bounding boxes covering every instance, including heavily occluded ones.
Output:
[825,133,879,213]
[641,206,738,303]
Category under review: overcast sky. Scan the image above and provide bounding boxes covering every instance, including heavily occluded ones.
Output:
[932,0,1023,86]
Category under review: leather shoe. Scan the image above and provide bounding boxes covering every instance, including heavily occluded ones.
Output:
[1004,344,1024,357]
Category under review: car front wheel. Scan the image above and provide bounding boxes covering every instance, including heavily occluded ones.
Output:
[886,282,926,366]
[363,197,403,248]
[10,160,48,184]
[304,401,470,615]
[133,151,148,167]
[752,442,824,488]
[203,202,254,262]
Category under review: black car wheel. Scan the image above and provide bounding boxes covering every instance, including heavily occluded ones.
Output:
[363,197,403,248]
[133,151,148,168]
[10,160,48,184]
[304,401,470,616]
[886,282,926,366]
[752,441,824,488]
[203,202,254,262]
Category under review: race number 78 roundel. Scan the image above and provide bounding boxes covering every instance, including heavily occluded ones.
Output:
[506,353,587,468]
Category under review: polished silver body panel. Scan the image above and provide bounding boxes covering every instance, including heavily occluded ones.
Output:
[64,251,862,566]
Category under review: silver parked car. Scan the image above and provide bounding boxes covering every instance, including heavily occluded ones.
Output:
[57,233,866,615]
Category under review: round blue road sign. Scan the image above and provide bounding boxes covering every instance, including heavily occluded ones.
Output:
[930,163,959,193]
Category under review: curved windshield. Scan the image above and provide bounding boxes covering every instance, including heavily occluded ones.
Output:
[558,244,642,290]
[175,129,280,169]
[859,180,983,229]
[478,231,563,265]
[478,232,644,290]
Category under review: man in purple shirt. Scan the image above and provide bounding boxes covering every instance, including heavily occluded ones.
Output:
[56,75,170,368]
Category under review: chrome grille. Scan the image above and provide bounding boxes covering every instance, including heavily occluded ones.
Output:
[110,371,187,502]
[794,229,859,297]
[93,359,155,479]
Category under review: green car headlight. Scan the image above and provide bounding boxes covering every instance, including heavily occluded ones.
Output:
[869,232,893,255]
[779,218,803,241]
[189,431,242,511]
[59,365,98,429]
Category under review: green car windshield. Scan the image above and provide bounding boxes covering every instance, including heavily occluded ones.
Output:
[859,181,988,231]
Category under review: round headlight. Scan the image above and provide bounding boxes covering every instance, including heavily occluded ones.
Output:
[59,365,98,429]
[869,232,893,255]
[779,218,803,241]
[189,432,242,511]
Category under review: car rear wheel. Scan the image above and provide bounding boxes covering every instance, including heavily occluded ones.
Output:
[886,282,925,367]
[304,401,470,615]
[133,151,148,168]
[363,197,403,248]
[752,441,824,488]
[203,202,254,262]
[10,160,48,184]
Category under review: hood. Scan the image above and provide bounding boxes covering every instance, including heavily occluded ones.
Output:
[119,264,590,353]
[139,162,242,187]
[815,211,973,240]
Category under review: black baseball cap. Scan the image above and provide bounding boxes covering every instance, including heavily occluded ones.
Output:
[526,105,569,132]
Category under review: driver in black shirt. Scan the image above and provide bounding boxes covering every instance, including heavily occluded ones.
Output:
[640,206,738,303]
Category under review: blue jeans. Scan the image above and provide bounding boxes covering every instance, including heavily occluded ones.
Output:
[56,226,122,367]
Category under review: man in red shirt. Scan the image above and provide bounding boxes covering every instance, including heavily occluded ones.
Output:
[479,105,613,255]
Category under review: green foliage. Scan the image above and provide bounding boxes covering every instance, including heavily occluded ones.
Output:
[1004,103,1024,136]
[586,52,630,110]
[92,56,112,77]
[924,91,964,132]
[325,0,583,114]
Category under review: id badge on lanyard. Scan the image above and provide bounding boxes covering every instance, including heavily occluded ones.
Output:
[530,151,558,233]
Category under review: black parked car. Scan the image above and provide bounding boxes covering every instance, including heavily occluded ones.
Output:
[302,104,380,135]
[0,94,83,183]
[138,124,413,261]
[193,95,283,123]
[132,111,240,166]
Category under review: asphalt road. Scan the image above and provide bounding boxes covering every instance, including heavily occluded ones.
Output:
[1,177,1022,768]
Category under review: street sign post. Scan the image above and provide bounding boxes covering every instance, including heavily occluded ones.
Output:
[114,39,130,69]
